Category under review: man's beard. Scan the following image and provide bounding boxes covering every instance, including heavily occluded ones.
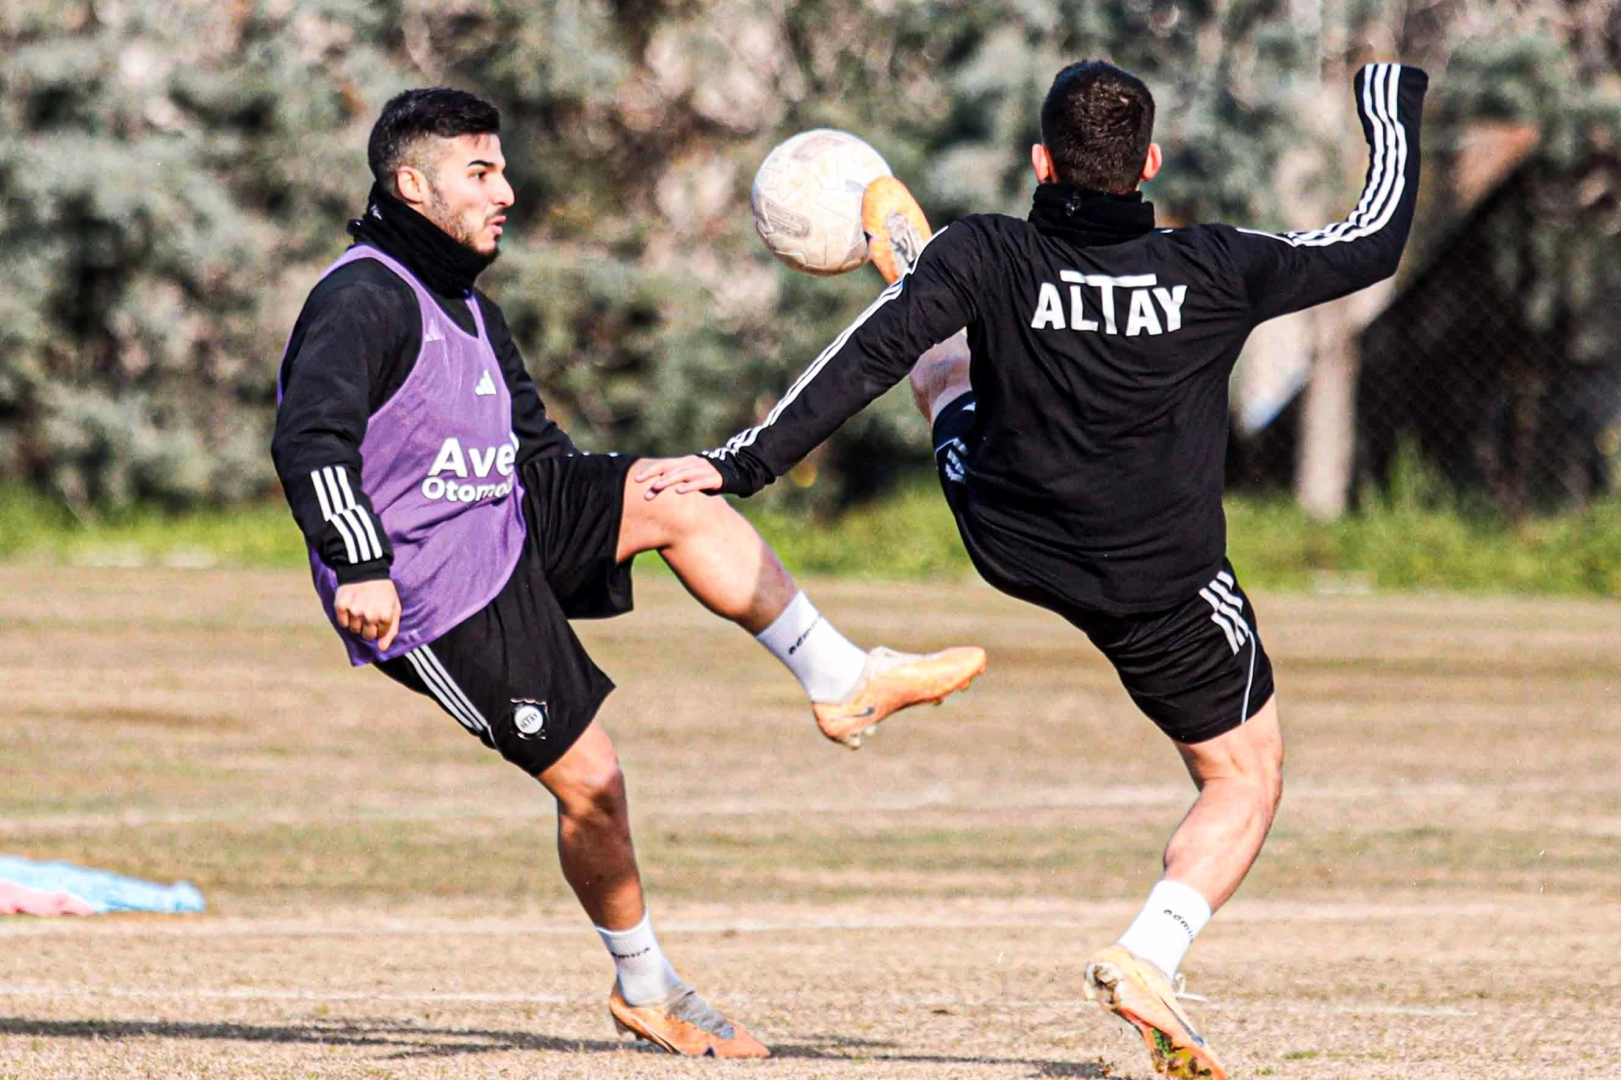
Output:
[425,185,500,258]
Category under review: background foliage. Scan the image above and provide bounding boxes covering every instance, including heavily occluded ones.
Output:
[0,0,1617,514]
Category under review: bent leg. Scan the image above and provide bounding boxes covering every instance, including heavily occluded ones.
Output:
[909,329,972,423]
[1165,694,1285,910]
[618,321,973,630]
[615,458,985,738]
[1090,562,1278,992]
[618,322,975,609]
[615,467,797,634]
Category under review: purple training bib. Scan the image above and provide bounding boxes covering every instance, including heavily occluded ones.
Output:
[298,245,527,665]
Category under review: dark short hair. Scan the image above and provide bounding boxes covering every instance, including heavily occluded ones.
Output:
[367,88,502,184]
[1039,61,1156,193]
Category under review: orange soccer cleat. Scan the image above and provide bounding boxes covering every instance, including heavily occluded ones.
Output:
[812,645,987,749]
[608,982,770,1059]
[862,175,933,284]
[1083,945,1227,1080]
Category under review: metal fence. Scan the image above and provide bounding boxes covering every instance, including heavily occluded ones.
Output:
[1230,153,1621,518]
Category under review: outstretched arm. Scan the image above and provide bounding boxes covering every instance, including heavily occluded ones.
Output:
[1212,62,1428,324]
[640,219,988,498]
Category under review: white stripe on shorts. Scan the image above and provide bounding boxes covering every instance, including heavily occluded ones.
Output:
[1239,632,1258,725]
[415,647,488,734]
[404,648,486,736]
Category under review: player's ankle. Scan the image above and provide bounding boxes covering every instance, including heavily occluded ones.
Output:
[597,912,684,1006]
[1115,878,1212,979]
[755,591,866,702]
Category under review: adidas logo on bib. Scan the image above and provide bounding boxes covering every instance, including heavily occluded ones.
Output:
[474,370,497,397]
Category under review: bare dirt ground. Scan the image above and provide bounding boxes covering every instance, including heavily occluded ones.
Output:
[1,567,1618,1078]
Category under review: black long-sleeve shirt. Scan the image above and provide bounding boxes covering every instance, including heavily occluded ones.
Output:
[272,253,575,584]
[705,62,1427,612]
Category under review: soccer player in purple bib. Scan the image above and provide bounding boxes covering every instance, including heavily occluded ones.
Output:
[272,89,986,1058]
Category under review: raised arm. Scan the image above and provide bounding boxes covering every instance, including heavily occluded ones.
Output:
[657,218,987,499]
[1211,62,1428,324]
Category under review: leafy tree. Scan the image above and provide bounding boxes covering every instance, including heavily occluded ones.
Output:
[0,0,1613,515]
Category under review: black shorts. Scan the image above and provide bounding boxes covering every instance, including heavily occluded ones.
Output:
[934,394,1274,744]
[377,452,637,775]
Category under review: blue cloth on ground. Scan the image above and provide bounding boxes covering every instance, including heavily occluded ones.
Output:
[0,856,205,914]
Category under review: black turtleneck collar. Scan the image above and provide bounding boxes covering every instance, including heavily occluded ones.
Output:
[347,182,497,298]
[1028,183,1157,247]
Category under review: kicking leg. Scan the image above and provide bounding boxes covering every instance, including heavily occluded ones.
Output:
[615,471,985,747]
[868,174,972,426]
[537,720,769,1058]
[909,329,973,424]
[624,171,984,744]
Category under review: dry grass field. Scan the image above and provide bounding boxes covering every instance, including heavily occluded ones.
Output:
[2,566,1619,1079]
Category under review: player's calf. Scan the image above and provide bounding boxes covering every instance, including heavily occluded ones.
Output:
[537,723,644,930]
[1165,697,1284,909]
[533,725,766,1055]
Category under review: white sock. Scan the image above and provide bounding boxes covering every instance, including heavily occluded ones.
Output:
[755,591,867,703]
[1115,879,1213,979]
[596,912,682,1005]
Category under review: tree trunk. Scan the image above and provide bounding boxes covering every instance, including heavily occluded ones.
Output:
[1293,279,1396,519]
[1294,304,1358,519]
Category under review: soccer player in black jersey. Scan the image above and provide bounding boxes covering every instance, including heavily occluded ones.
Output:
[640,60,1428,1078]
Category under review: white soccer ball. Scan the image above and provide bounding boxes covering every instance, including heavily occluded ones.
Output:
[751,129,892,276]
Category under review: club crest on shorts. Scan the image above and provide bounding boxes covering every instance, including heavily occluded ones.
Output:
[511,699,549,740]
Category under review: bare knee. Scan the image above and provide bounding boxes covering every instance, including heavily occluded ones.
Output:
[563,762,626,822]
[908,330,972,423]
[657,484,735,551]
[1180,695,1284,810]
[619,465,733,557]
[541,726,629,823]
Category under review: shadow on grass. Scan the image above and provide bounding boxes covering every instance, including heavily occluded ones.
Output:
[0,1016,1114,1074]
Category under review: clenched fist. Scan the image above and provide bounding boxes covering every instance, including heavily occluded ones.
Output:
[334,578,402,651]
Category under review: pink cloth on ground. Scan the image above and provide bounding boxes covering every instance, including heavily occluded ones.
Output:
[0,881,95,916]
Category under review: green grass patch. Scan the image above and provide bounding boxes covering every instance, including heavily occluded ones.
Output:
[745,484,971,579]
[0,485,307,569]
[4,475,1621,596]
[1226,454,1621,596]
